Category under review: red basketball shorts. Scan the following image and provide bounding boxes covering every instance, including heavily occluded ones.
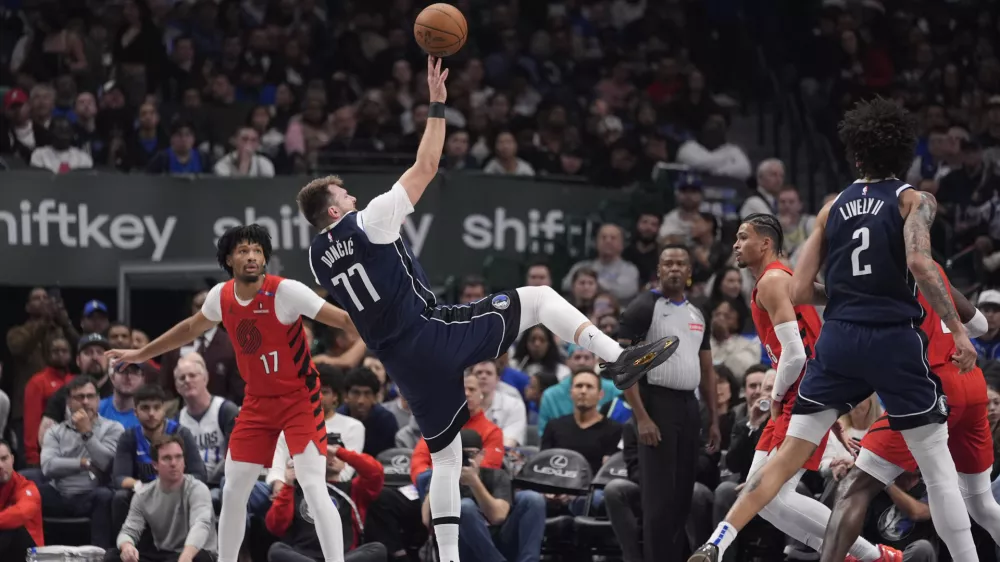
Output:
[755,400,829,471]
[228,389,326,467]
[861,401,994,475]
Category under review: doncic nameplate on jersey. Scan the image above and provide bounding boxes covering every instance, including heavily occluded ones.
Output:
[0,172,630,288]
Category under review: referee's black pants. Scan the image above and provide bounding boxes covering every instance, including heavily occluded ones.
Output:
[637,382,700,562]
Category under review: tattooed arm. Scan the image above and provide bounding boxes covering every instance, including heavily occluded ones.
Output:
[901,189,977,372]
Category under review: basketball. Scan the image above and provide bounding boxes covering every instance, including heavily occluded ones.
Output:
[413,3,467,57]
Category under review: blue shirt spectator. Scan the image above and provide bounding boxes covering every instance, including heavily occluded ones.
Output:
[99,397,139,429]
[973,291,1000,361]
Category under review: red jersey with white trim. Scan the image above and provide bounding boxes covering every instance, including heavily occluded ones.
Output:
[219,275,320,397]
[918,265,986,407]
[750,260,823,401]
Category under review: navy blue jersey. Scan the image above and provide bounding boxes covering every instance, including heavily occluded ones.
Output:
[823,179,923,325]
[309,212,435,350]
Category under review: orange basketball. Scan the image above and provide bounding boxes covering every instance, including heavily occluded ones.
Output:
[414,3,468,57]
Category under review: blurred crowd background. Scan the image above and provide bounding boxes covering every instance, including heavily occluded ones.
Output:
[4,0,1000,561]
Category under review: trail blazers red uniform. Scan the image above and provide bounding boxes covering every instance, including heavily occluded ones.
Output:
[860,265,993,475]
[202,274,328,466]
[751,260,829,471]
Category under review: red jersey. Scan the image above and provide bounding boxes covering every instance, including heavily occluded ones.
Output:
[219,275,319,397]
[917,265,986,407]
[750,261,823,400]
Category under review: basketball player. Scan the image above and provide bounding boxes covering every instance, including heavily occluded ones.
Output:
[296,56,678,562]
[107,225,355,562]
[728,213,900,561]
[690,97,980,562]
[813,264,1000,562]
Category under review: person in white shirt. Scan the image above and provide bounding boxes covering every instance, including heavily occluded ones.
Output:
[174,352,240,488]
[675,113,751,181]
[561,224,641,303]
[739,159,784,218]
[472,360,526,447]
[30,116,92,174]
[214,126,275,177]
[267,365,366,489]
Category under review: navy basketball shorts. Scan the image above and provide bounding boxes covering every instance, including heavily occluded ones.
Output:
[379,291,522,453]
[792,319,948,431]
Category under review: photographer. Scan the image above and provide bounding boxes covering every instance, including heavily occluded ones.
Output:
[265,434,387,562]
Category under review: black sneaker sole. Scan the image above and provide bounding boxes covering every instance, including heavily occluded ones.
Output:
[610,335,680,390]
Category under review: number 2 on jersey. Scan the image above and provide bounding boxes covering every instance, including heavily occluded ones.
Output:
[851,227,872,277]
[331,263,381,311]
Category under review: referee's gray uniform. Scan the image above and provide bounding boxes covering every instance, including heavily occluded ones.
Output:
[619,291,710,562]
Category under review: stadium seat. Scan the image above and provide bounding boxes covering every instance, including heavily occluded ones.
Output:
[512,449,592,558]
[375,447,414,488]
[42,516,92,547]
[573,452,629,556]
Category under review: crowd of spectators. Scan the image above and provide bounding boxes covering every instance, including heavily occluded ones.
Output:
[790,0,1000,288]
[0,0,753,188]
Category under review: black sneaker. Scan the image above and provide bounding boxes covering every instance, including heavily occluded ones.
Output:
[688,544,720,562]
[602,335,680,390]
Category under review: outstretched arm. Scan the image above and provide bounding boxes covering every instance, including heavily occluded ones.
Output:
[903,191,960,329]
[396,56,449,206]
[901,190,976,372]
[790,201,832,306]
[109,311,217,366]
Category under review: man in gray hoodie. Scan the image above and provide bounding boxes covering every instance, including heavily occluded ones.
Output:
[39,375,124,548]
[104,433,217,562]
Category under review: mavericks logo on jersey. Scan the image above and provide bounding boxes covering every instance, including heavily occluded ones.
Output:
[491,295,510,310]
[937,395,949,417]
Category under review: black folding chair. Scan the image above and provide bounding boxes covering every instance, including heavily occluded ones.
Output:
[574,451,628,556]
[512,448,593,560]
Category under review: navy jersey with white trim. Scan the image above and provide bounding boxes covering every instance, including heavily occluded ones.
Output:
[823,178,923,325]
[308,183,436,350]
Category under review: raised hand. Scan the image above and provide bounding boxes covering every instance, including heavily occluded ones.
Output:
[427,56,449,104]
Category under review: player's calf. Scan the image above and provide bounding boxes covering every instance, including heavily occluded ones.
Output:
[820,467,885,562]
[693,437,818,561]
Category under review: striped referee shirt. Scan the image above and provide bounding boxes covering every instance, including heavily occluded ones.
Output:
[619,290,710,391]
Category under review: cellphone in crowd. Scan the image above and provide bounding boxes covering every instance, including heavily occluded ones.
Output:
[326,433,344,447]
[462,450,472,467]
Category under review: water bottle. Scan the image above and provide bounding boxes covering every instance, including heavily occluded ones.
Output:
[758,398,771,412]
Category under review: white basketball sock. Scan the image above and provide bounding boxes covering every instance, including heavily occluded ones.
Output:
[515,286,622,362]
[429,433,462,562]
[294,445,346,562]
[901,423,979,562]
[217,453,263,562]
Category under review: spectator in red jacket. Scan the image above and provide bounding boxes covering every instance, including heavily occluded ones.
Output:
[410,371,505,494]
[0,439,43,558]
[23,335,74,466]
[265,440,387,562]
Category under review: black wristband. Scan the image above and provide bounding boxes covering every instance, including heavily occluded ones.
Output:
[429,102,446,119]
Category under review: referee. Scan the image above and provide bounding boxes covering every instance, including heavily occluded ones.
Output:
[618,244,721,562]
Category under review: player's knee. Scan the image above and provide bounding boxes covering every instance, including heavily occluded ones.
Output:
[900,423,948,452]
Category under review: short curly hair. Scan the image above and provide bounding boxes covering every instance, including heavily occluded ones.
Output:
[837,97,917,180]
[297,175,344,229]
[216,224,272,276]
